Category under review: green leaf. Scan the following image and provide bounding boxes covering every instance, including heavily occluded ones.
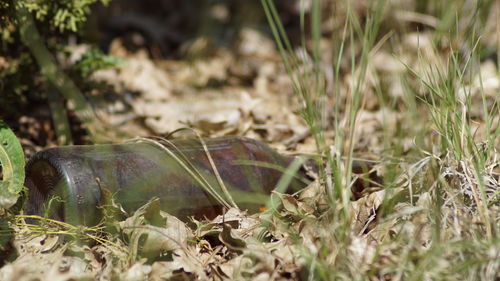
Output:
[0,120,25,211]
[73,48,126,78]
[219,223,246,252]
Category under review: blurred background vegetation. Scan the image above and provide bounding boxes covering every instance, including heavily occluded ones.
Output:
[1,0,497,146]
[0,0,307,148]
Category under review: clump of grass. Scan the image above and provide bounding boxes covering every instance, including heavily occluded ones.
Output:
[260,0,499,280]
[13,214,129,257]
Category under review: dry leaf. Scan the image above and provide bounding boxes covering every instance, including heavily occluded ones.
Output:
[120,199,192,260]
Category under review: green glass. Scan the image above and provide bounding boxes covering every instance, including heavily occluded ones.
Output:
[24,136,311,226]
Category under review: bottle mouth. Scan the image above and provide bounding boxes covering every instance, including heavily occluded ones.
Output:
[24,159,65,222]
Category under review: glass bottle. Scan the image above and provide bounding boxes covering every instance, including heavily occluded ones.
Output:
[24,136,312,225]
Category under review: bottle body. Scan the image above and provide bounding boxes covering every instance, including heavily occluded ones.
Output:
[24,136,309,225]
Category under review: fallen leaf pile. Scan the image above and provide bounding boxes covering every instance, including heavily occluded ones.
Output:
[2,1,499,280]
